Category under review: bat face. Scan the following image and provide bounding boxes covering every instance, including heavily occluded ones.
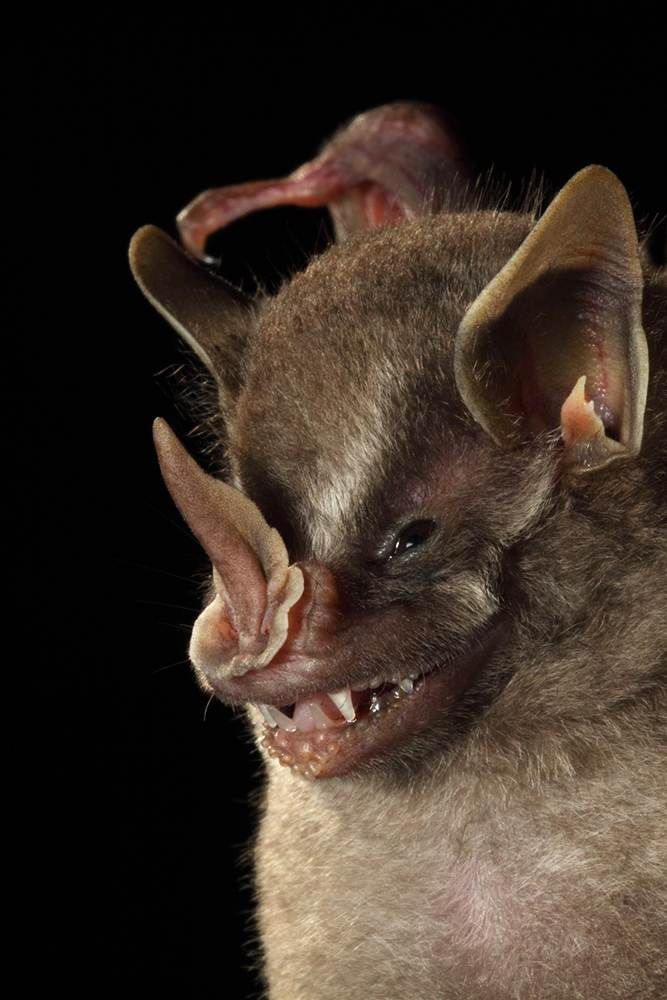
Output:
[222,213,551,778]
[130,103,666,1000]
[233,211,536,571]
[130,104,665,784]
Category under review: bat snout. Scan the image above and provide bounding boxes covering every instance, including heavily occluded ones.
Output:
[188,558,345,691]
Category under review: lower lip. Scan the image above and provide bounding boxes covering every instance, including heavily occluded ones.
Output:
[255,643,492,780]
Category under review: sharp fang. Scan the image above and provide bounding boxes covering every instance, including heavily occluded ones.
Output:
[257,704,278,727]
[264,705,298,731]
[328,687,356,723]
[399,677,414,694]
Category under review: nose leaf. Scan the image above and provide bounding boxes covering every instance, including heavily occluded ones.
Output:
[152,418,304,678]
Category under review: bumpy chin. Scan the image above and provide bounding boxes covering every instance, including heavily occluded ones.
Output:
[153,419,501,780]
[250,633,501,780]
[256,672,427,779]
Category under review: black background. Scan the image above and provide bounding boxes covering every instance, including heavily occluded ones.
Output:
[22,21,665,998]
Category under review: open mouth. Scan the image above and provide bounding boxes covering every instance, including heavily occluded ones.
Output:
[252,639,493,780]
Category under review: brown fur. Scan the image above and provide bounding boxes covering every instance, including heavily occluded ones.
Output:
[143,191,667,996]
[236,216,665,998]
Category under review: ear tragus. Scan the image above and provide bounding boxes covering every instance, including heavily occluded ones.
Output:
[129,225,254,413]
[454,166,649,472]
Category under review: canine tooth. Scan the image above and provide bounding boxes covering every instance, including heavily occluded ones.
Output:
[328,687,356,722]
[399,677,414,694]
[269,706,298,731]
[258,704,279,727]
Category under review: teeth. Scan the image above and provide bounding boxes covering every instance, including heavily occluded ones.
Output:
[257,704,278,727]
[355,670,421,692]
[259,668,422,735]
[351,675,384,691]
[328,687,356,723]
[259,704,297,731]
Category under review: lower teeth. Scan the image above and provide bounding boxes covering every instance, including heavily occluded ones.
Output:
[258,676,429,778]
[264,677,421,734]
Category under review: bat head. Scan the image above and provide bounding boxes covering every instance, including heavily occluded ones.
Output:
[130,104,662,780]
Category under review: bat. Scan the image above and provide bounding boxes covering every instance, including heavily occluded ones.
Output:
[129,103,666,999]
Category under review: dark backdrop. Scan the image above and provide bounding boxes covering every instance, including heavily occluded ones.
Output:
[24,22,665,998]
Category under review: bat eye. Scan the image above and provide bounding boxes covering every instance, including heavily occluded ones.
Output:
[390,519,437,560]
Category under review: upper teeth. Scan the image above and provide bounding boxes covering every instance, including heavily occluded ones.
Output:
[258,704,296,731]
[258,669,420,731]
[328,688,356,722]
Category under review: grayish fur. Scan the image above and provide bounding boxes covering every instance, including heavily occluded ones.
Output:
[164,189,666,998]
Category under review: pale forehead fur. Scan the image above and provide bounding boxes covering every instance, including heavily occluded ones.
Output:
[232,211,534,560]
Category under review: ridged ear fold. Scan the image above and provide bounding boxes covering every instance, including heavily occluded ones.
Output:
[454,166,649,472]
[129,225,253,415]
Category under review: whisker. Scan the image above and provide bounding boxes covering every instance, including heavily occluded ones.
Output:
[152,658,191,675]
[147,504,203,543]
[137,599,200,614]
[117,560,204,586]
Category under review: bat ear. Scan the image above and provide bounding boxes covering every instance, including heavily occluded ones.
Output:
[454,166,649,472]
[176,101,472,259]
[129,225,253,414]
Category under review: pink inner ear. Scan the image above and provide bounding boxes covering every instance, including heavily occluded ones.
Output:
[560,375,607,446]
[485,267,632,443]
[176,101,471,258]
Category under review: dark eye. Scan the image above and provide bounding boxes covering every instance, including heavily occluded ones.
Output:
[390,519,437,560]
